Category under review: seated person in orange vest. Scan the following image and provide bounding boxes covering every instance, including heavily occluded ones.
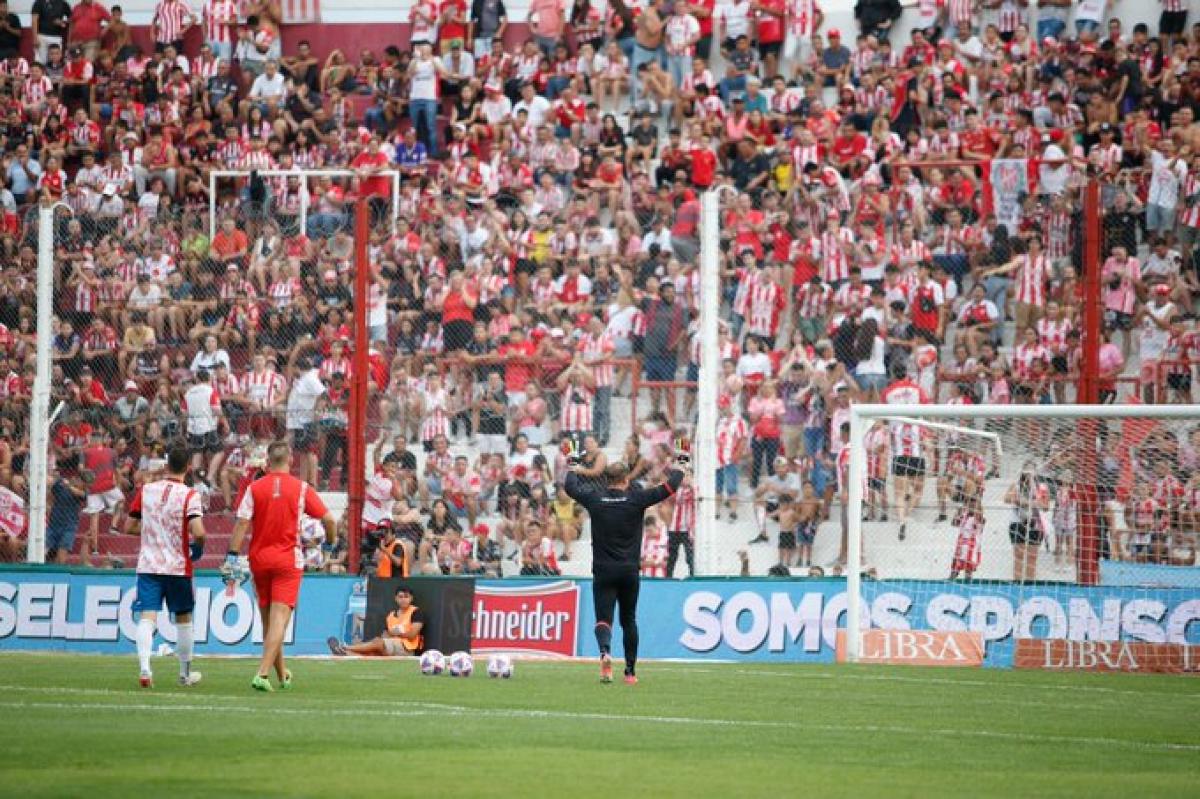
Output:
[328,586,424,656]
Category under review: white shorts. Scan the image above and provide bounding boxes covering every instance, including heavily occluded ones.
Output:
[382,637,413,656]
[85,488,124,515]
[479,434,509,455]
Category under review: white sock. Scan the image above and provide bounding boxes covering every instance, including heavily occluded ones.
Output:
[136,618,155,675]
[176,622,194,677]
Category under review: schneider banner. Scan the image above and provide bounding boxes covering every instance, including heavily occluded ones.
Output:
[0,570,357,655]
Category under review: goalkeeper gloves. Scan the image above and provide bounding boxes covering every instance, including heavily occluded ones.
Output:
[189,539,204,563]
[220,552,245,584]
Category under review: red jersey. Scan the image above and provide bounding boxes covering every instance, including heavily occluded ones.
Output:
[236,471,329,571]
[81,445,117,492]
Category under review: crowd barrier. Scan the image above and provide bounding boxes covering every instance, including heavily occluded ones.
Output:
[1,568,1197,669]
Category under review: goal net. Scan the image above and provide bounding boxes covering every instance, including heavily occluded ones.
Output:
[844,404,1200,672]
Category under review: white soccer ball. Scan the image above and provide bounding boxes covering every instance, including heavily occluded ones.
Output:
[486,654,513,679]
[448,651,474,677]
[419,649,446,676]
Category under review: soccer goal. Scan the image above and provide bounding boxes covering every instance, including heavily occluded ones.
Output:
[843,403,1200,671]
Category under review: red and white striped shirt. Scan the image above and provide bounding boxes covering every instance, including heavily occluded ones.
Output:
[952,511,983,570]
[668,483,696,532]
[21,74,53,107]
[420,389,451,441]
[1013,342,1050,379]
[578,332,615,388]
[242,369,287,406]
[560,384,594,433]
[640,532,668,577]
[744,279,785,337]
[795,281,832,319]
[1036,318,1072,355]
[153,0,193,44]
[819,227,856,283]
[1180,173,1200,228]
[1014,253,1049,306]
[203,0,238,45]
[716,415,749,467]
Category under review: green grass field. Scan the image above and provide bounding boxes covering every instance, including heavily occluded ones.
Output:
[1,653,1198,799]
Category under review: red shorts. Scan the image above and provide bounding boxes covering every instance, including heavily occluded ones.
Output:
[251,566,302,609]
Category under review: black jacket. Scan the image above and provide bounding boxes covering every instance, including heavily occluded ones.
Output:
[564,469,683,574]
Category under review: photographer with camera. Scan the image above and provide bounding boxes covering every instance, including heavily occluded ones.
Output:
[373,521,410,579]
[563,438,687,685]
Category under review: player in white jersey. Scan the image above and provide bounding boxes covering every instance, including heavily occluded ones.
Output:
[125,446,207,688]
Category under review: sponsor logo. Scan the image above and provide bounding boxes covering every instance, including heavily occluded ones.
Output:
[0,580,287,646]
[1014,639,1200,674]
[835,630,984,667]
[472,581,579,657]
[678,589,1200,657]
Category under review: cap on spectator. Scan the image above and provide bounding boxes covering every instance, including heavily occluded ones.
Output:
[323,269,337,280]
[531,328,547,341]
[473,523,490,536]
[718,396,731,409]
[226,263,239,271]
[122,132,138,142]
[938,40,953,49]
[1042,36,1058,48]
[549,327,565,338]
[124,380,138,391]
[828,28,840,38]
[774,456,789,465]
[485,81,501,93]
[833,381,849,392]
[576,312,592,326]
[1099,122,1114,134]
[1153,284,1171,296]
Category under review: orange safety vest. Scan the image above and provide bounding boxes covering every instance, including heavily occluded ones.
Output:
[386,606,422,654]
[375,539,409,579]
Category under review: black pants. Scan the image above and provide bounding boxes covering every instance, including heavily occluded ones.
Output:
[593,569,640,671]
[665,531,694,577]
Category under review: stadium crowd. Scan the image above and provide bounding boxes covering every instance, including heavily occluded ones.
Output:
[0,0,1196,577]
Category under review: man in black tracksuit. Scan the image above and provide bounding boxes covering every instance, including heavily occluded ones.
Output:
[564,462,685,684]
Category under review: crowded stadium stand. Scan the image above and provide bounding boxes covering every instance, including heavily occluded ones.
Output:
[0,0,1196,585]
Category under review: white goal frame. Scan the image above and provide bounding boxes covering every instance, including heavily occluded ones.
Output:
[844,402,1200,662]
[208,169,402,240]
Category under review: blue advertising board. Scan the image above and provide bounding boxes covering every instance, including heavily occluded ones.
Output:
[0,569,361,655]
[3,569,1198,668]
[576,579,1200,668]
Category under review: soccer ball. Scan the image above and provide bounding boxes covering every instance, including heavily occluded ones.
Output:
[419,649,446,676]
[448,651,474,677]
[486,654,513,679]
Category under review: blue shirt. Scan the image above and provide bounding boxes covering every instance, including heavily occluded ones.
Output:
[7,157,41,196]
[393,141,428,167]
[48,478,82,532]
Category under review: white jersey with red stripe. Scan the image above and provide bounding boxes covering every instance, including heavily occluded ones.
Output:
[133,478,202,577]
[668,483,697,532]
[421,388,451,441]
[1014,253,1049,306]
[1152,474,1185,508]
[1036,318,1072,355]
[716,415,749,466]
[578,332,615,387]
[560,384,595,433]
[953,511,983,570]
[640,532,668,578]
[864,425,889,478]
[882,378,928,457]
[818,227,856,283]
[363,472,396,526]
[745,279,784,337]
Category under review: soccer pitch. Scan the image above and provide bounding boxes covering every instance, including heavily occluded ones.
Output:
[1,654,1197,798]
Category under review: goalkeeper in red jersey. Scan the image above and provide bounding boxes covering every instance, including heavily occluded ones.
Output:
[228,441,336,691]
